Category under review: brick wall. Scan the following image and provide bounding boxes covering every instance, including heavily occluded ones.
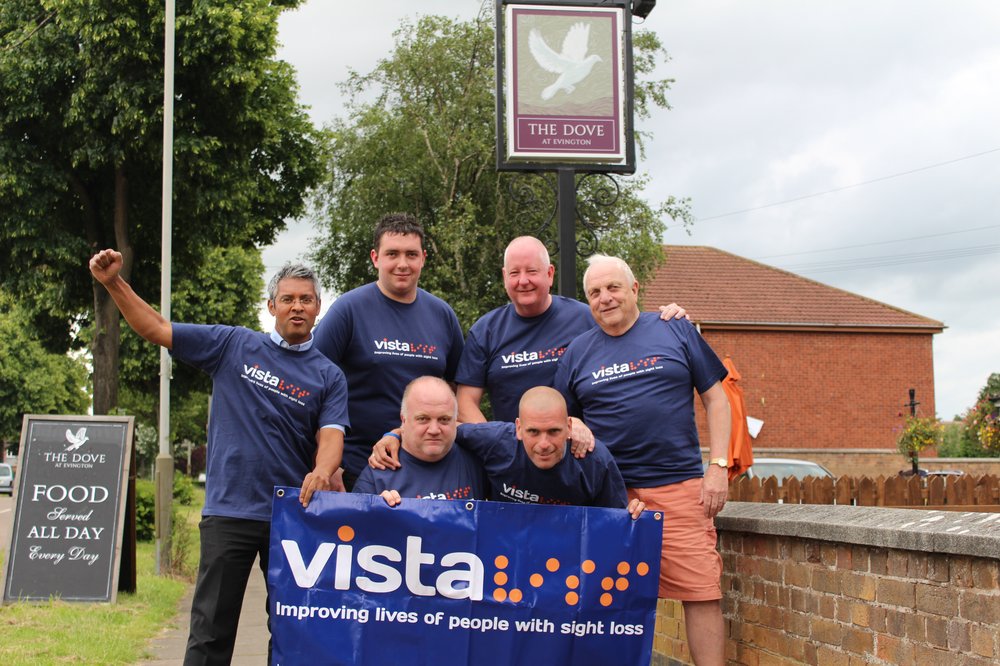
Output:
[692,330,936,450]
[650,504,1000,665]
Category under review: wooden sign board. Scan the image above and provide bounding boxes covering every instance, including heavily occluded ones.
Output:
[2,415,134,603]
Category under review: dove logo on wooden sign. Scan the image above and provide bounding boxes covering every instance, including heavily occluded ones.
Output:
[528,23,602,101]
[64,427,89,452]
[502,4,628,164]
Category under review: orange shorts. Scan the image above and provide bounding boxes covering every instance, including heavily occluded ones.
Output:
[628,478,722,601]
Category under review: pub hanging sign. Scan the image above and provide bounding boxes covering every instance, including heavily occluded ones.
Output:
[497,0,636,171]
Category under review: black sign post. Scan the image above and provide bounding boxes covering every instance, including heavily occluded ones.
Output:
[2,415,134,603]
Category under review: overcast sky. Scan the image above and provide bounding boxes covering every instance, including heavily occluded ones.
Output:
[265,1,1000,421]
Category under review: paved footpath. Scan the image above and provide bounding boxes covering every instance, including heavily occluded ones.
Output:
[141,558,269,665]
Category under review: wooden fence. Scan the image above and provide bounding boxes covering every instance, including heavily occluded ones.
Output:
[728,473,1000,510]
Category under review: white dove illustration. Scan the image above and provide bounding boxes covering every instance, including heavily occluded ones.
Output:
[528,22,603,101]
[65,427,89,451]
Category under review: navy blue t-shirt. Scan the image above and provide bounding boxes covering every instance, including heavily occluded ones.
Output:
[455,296,593,422]
[353,446,487,501]
[455,422,627,508]
[554,314,727,488]
[312,282,464,475]
[171,324,350,521]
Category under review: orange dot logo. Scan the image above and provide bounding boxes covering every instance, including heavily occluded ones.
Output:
[494,572,508,585]
[495,555,508,569]
[337,525,354,542]
[582,560,596,574]
[546,558,560,572]
[637,562,649,576]
[493,588,507,602]
[617,561,630,575]
[565,591,579,605]
[600,593,613,607]
[601,577,614,591]
[615,577,629,591]
[530,573,544,587]
[565,575,579,589]
[509,589,523,603]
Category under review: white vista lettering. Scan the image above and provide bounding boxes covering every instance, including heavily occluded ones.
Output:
[501,350,540,364]
[591,362,632,379]
[374,339,412,352]
[281,536,484,600]
[242,364,281,386]
[501,483,540,502]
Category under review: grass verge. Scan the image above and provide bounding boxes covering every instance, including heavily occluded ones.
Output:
[0,487,203,665]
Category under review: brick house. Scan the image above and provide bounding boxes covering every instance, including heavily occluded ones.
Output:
[641,245,945,450]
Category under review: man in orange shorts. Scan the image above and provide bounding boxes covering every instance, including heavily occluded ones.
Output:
[555,254,731,666]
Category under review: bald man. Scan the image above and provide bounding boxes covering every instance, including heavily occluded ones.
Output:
[371,386,643,518]
[455,236,684,425]
[354,376,486,505]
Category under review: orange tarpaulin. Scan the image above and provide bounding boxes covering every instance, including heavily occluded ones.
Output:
[722,357,754,480]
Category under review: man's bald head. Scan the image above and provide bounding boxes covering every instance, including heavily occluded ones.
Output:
[516,386,571,470]
[502,236,555,317]
[518,386,568,419]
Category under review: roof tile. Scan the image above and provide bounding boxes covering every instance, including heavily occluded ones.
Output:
[642,246,944,330]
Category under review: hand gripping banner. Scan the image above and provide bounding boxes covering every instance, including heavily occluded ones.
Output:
[269,488,661,666]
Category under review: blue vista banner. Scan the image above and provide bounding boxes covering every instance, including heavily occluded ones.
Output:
[268,488,661,666]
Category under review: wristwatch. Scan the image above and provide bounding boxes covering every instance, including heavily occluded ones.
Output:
[708,457,729,469]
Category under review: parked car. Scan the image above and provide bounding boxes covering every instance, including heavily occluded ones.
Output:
[742,458,835,482]
[899,468,965,478]
[0,463,14,495]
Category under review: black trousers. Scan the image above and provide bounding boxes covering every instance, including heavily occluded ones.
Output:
[184,515,271,666]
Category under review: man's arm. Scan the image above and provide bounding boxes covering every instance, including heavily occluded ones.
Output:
[456,385,488,423]
[699,382,731,519]
[299,427,344,507]
[89,249,172,348]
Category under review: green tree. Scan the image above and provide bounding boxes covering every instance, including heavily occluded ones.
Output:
[0,0,321,414]
[310,11,690,328]
[0,293,89,452]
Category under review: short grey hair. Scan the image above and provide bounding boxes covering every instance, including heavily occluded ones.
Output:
[267,264,321,302]
[582,254,636,291]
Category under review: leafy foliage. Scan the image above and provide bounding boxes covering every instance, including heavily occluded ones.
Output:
[309,12,690,328]
[0,0,322,412]
[0,293,89,449]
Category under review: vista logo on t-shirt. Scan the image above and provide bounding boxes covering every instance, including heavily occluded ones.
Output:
[500,346,565,366]
[373,338,438,355]
[590,356,660,381]
[242,363,311,400]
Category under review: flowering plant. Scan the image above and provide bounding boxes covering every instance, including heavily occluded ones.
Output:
[896,416,942,467]
[970,396,1000,454]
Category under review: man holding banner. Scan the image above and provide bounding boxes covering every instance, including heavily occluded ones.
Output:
[89,250,349,665]
[369,385,644,519]
[554,254,731,666]
[355,376,486,504]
